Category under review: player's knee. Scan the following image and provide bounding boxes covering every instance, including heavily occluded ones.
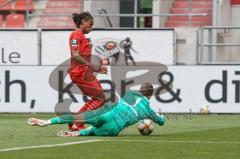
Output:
[102,96,106,103]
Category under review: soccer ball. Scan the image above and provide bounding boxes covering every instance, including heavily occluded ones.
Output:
[200,105,209,114]
[137,119,154,135]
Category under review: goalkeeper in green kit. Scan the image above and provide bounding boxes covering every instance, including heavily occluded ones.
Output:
[27,83,165,137]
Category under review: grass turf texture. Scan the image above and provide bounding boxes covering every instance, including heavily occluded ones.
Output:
[0,114,240,159]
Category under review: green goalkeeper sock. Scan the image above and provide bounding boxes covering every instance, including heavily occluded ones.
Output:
[49,114,74,125]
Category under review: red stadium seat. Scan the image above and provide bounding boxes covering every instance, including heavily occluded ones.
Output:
[169,16,212,21]
[174,1,212,8]
[38,16,75,29]
[5,14,25,28]
[171,8,212,14]
[166,21,212,27]
[46,1,80,8]
[0,0,13,11]
[48,0,80,1]
[231,0,240,5]
[166,0,213,27]
[0,14,2,28]
[14,0,33,11]
[37,0,81,28]
[44,8,80,14]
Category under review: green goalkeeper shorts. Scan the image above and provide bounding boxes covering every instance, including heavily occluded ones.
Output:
[83,105,121,136]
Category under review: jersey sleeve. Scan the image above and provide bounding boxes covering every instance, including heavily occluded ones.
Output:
[148,109,165,126]
[69,33,82,52]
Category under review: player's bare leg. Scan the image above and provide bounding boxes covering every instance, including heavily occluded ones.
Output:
[125,54,129,65]
[69,91,106,131]
[129,55,136,65]
[68,71,106,131]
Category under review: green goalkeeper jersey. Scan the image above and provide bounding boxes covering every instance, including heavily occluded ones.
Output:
[110,91,164,130]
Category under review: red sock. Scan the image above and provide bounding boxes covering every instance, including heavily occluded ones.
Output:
[68,122,84,131]
[68,99,104,131]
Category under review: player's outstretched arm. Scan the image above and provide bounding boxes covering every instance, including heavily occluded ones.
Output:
[148,110,165,126]
[131,47,138,54]
[72,50,107,73]
[27,118,51,126]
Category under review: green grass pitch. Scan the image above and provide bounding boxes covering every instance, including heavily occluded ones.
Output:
[0,114,240,159]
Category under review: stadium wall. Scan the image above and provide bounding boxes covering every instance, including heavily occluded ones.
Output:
[152,0,174,28]
[230,4,240,62]
[84,0,120,28]
[0,29,240,113]
[40,29,174,65]
[219,0,231,26]
[0,65,240,113]
[174,28,198,65]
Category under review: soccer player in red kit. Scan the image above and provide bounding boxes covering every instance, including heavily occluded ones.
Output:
[68,12,107,131]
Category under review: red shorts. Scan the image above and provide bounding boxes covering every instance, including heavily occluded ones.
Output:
[69,65,103,97]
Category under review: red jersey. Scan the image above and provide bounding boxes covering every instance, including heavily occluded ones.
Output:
[69,29,91,69]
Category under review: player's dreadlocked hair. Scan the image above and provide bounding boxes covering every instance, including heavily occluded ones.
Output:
[139,83,154,98]
[72,11,93,28]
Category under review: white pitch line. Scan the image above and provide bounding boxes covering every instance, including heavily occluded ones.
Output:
[0,140,102,152]
[186,123,240,126]
[104,139,240,144]
[1,139,240,152]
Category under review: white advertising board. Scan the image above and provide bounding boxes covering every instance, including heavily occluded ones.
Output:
[0,30,39,65]
[0,65,239,113]
[41,29,174,65]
